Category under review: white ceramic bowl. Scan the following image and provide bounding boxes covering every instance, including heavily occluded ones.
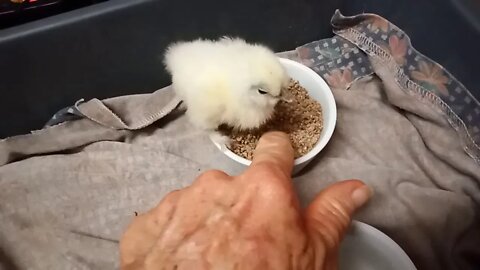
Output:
[340,221,417,270]
[211,57,337,175]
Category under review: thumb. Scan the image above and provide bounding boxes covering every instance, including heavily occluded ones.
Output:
[305,180,372,250]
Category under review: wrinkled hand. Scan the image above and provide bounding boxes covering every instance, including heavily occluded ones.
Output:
[120,132,372,270]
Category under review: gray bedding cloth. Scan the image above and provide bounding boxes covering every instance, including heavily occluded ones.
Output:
[1,11,479,270]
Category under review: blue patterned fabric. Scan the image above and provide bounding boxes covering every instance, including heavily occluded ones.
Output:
[292,11,480,163]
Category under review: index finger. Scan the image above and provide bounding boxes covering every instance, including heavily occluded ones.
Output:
[249,131,294,177]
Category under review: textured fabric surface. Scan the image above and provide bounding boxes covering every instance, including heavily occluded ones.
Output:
[1,11,479,270]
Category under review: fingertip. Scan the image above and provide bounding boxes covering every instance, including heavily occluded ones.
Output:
[351,184,373,208]
[259,131,291,142]
[306,179,372,230]
[314,179,372,209]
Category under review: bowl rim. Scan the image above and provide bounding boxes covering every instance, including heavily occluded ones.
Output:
[344,221,417,269]
[211,57,337,166]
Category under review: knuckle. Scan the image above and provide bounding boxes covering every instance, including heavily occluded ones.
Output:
[307,199,353,248]
[323,199,352,227]
[160,190,181,206]
[252,162,287,181]
[248,163,291,198]
[318,220,342,249]
[195,169,230,184]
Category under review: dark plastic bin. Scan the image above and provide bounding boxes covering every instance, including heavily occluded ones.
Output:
[0,0,478,138]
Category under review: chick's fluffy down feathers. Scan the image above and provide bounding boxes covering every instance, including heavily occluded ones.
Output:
[164,37,289,131]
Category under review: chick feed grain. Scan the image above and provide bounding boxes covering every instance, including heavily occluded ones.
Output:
[220,79,323,160]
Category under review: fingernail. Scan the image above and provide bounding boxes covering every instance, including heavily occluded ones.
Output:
[351,185,372,208]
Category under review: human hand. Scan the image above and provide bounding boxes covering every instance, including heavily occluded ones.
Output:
[120,131,372,270]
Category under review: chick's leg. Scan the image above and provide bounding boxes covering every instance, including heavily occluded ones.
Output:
[185,105,231,150]
[209,131,232,152]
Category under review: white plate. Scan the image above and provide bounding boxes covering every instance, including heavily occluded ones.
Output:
[340,221,417,270]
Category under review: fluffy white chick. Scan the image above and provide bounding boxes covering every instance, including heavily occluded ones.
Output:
[164,37,291,146]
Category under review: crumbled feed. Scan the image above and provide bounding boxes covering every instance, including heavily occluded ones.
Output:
[219,79,323,160]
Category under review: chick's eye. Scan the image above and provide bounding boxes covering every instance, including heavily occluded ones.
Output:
[257,88,268,95]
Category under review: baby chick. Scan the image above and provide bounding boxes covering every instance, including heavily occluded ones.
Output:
[164,37,291,147]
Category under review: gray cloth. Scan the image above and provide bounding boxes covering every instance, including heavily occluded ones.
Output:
[1,11,479,270]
